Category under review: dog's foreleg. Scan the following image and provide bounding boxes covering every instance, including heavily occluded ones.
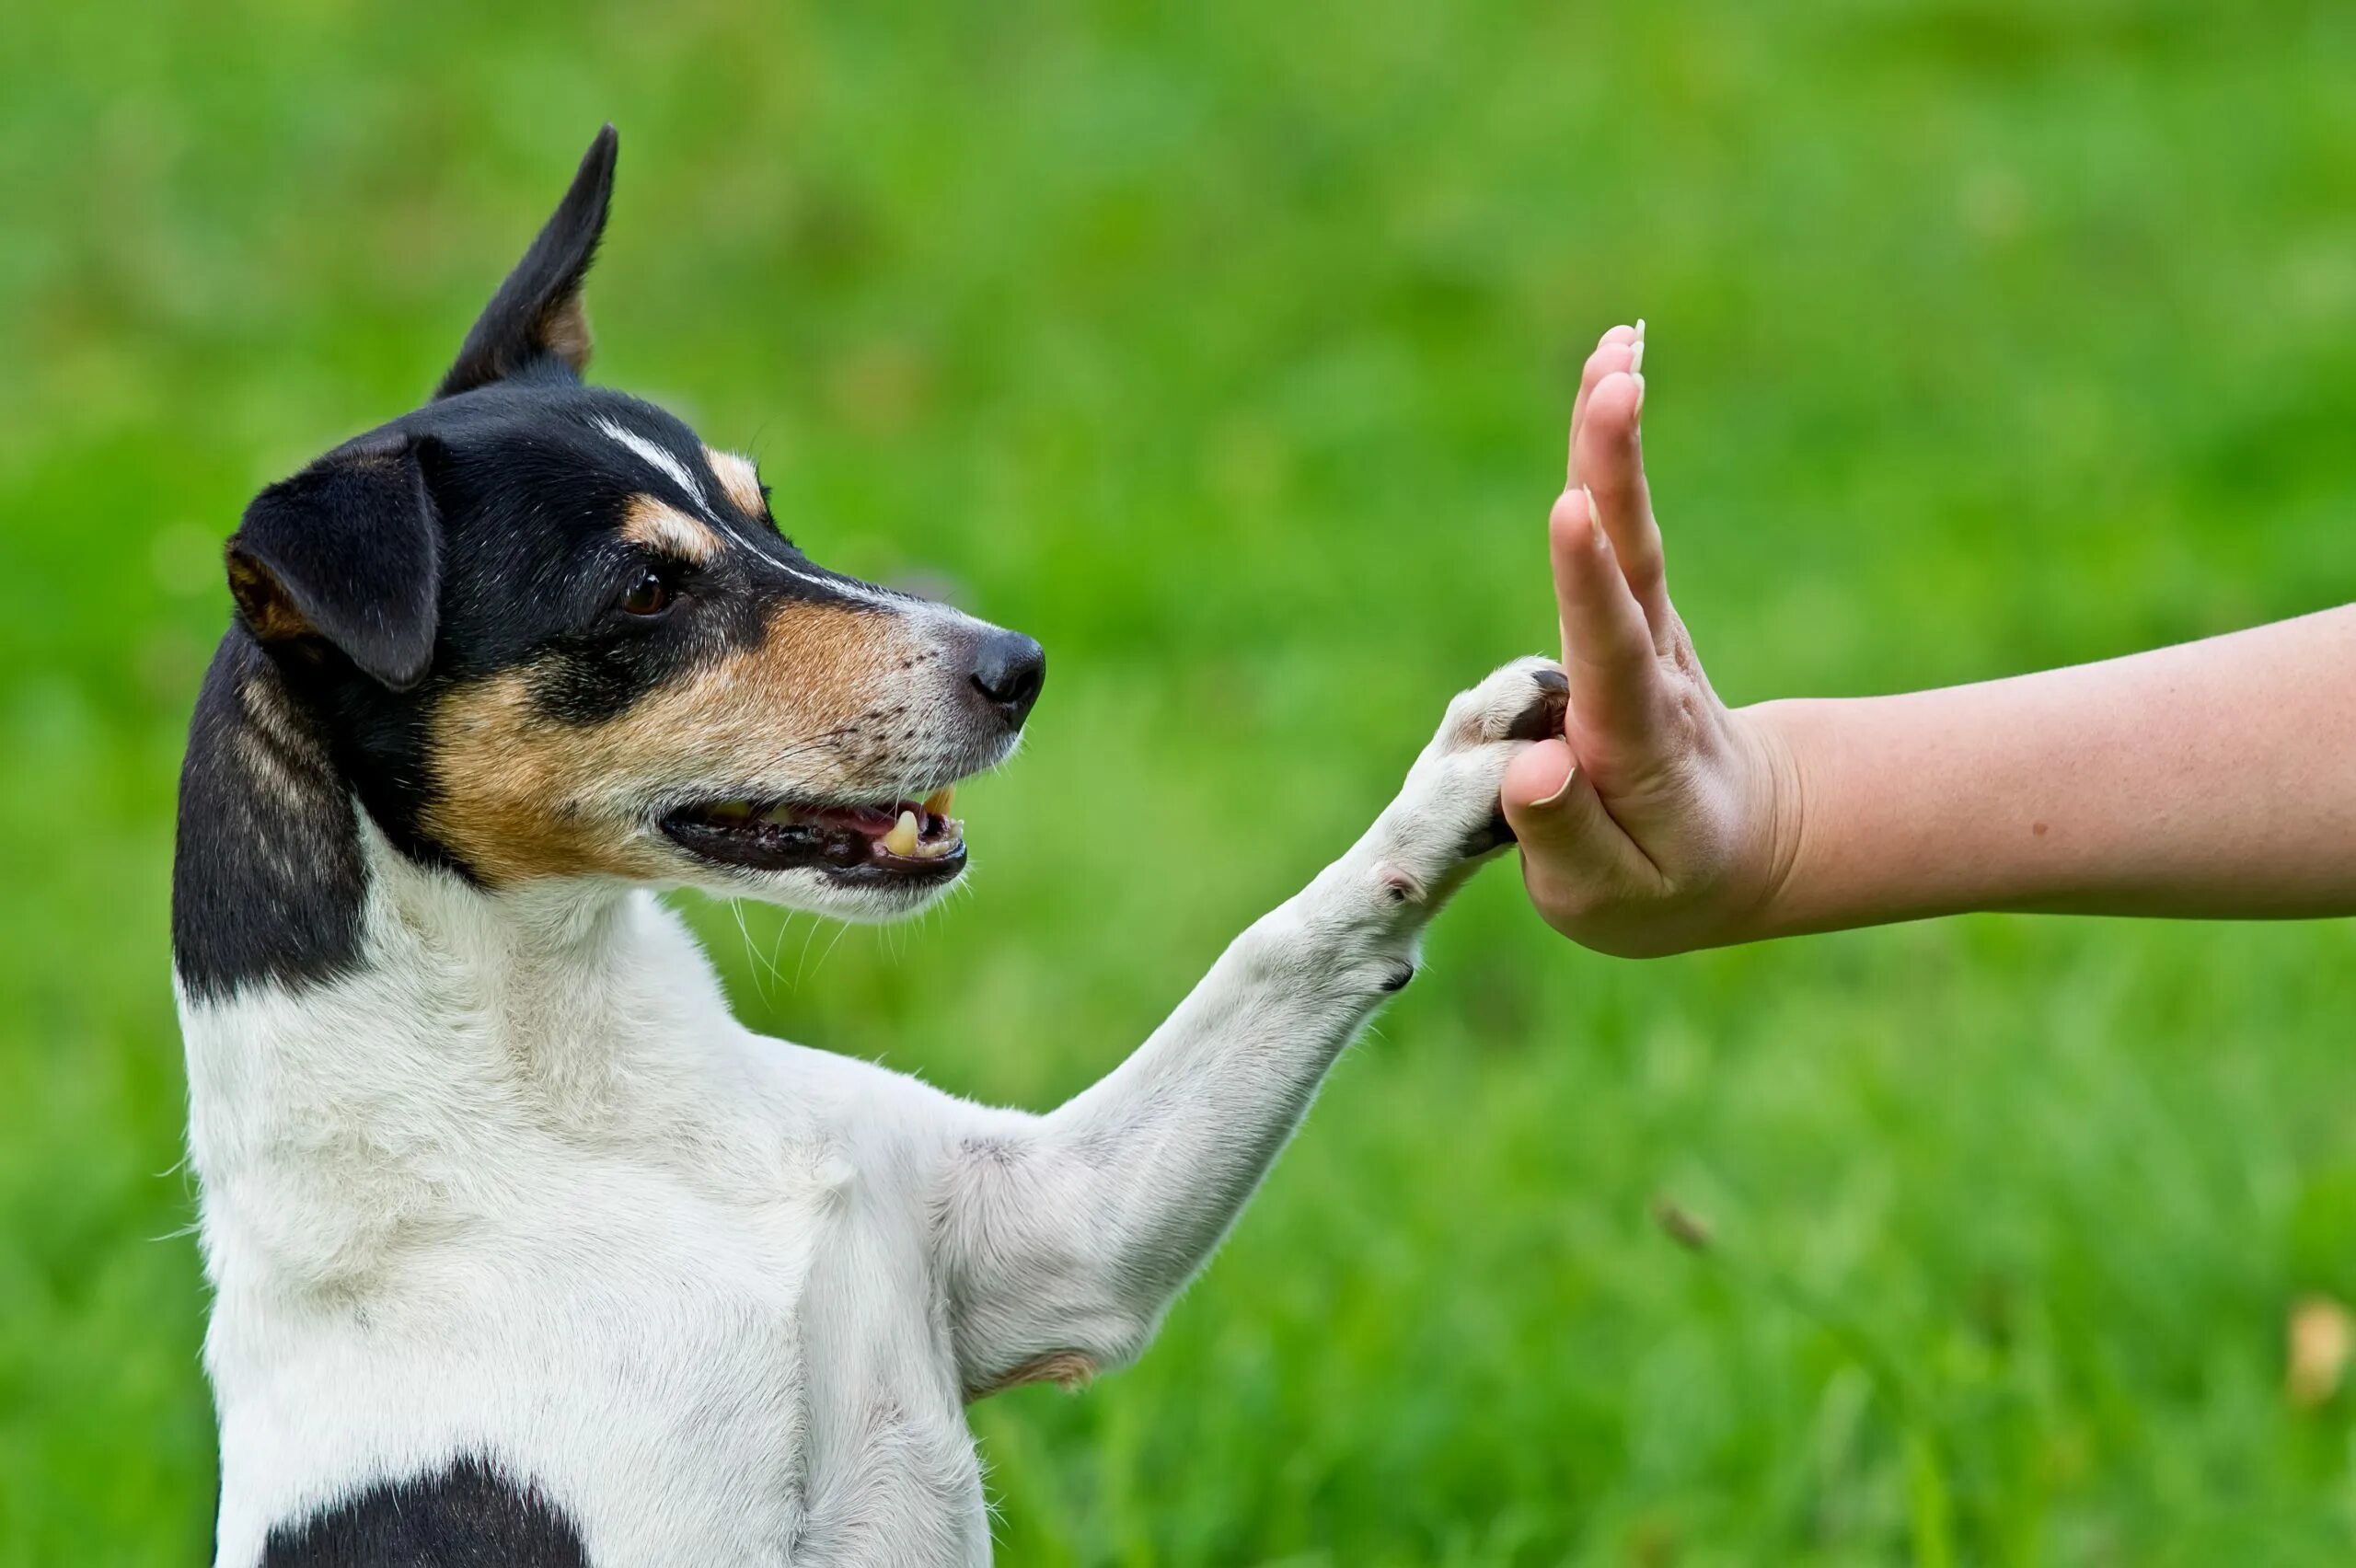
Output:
[937,658,1565,1397]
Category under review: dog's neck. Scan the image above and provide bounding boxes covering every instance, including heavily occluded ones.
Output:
[172,628,655,1032]
[174,633,741,1297]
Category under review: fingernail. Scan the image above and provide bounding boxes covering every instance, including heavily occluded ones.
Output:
[1582,487,1606,548]
[1628,319,1646,376]
[1534,751,1579,809]
[1630,371,1646,421]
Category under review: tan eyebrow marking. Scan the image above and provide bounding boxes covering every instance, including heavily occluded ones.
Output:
[705,448,767,519]
[619,494,722,565]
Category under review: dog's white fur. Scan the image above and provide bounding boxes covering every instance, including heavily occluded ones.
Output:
[182,658,1555,1566]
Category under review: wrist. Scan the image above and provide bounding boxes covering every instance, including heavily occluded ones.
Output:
[1721,699,1814,945]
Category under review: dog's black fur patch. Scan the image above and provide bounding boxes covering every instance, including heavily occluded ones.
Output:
[260,1457,591,1568]
[172,633,369,1001]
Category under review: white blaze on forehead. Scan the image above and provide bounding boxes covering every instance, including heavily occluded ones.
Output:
[786,565,912,612]
[593,416,916,613]
[595,418,712,515]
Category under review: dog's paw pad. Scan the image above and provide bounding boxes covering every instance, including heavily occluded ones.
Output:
[1505,668,1570,743]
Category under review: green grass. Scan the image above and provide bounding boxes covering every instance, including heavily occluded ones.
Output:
[6,1,2356,1562]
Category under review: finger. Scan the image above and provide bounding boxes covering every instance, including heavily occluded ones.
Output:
[1566,327,1641,490]
[1576,367,1673,646]
[1547,483,1662,749]
[1567,325,1640,485]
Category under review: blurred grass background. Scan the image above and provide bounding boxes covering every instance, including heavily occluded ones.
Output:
[5,1,2356,1562]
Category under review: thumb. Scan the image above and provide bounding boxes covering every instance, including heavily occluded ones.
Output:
[1499,737,1617,860]
[1501,739,1645,931]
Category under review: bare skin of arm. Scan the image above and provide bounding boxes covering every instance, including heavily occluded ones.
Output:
[1498,324,2356,958]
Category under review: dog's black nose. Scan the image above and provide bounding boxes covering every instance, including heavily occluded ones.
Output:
[969,629,1045,730]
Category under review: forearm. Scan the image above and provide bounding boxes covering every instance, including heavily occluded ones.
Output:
[1748,605,2356,937]
[943,847,1419,1397]
[941,661,1555,1394]
[1032,863,1400,1264]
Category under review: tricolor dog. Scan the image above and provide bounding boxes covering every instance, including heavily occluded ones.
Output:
[174,126,1565,1565]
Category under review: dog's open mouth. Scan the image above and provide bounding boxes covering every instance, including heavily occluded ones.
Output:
[660,787,966,882]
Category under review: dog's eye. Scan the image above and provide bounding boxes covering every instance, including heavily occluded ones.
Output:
[618,569,674,617]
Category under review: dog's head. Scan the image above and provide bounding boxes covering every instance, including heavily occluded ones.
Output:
[223,128,1042,921]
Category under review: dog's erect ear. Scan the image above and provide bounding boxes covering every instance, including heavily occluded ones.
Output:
[434,125,618,400]
[225,439,441,691]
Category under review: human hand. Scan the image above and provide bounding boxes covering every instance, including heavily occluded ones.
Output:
[1498,324,1801,956]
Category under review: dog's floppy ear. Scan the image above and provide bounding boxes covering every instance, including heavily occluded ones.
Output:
[225,438,440,691]
[434,125,618,400]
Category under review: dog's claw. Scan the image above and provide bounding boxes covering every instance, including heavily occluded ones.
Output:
[1505,672,1571,744]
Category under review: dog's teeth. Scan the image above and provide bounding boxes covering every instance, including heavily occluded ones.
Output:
[924,786,956,816]
[757,803,797,825]
[882,810,920,858]
[911,819,964,859]
[709,801,754,824]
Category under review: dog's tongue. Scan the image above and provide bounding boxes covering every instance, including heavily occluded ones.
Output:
[782,789,958,860]
[808,804,901,837]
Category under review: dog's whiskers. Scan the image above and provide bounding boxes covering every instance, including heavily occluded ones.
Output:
[726,897,772,1009]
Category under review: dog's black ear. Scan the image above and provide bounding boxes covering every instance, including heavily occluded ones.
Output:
[434,125,618,400]
[225,438,440,691]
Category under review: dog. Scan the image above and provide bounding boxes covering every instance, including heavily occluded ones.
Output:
[172,125,1566,1566]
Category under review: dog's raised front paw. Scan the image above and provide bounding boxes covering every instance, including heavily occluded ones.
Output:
[1431,655,1571,757]
[1375,656,1566,898]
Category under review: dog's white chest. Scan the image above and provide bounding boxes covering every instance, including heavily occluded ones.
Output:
[208,1141,983,1566]
[194,992,981,1568]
